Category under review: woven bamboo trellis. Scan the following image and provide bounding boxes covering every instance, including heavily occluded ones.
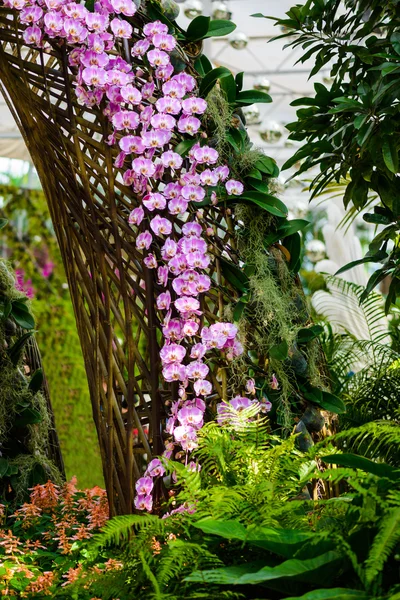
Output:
[0,6,243,514]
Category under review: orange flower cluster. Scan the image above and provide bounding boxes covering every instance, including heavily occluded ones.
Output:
[0,478,111,597]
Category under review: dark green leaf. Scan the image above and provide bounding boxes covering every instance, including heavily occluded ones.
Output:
[248,178,270,194]
[0,458,10,478]
[297,325,324,344]
[0,219,8,230]
[7,332,33,366]
[235,72,244,93]
[323,454,400,481]
[204,19,236,39]
[29,369,44,394]
[285,590,372,600]
[84,0,94,11]
[185,551,342,585]
[15,407,42,427]
[220,74,237,104]
[186,16,210,41]
[270,340,289,360]
[174,138,198,156]
[255,155,279,176]
[11,301,35,330]
[236,90,272,105]
[318,391,346,414]
[382,137,399,174]
[234,191,288,217]
[198,66,232,99]
[220,258,249,293]
[194,54,213,76]
[284,232,302,272]
[335,250,388,276]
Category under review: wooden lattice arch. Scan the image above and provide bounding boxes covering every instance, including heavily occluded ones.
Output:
[0,6,241,514]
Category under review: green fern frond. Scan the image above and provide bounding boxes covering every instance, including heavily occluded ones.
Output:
[91,514,161,548]
[364,507,400,585]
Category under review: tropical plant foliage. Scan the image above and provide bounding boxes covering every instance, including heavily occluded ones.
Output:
[259,0,400,310]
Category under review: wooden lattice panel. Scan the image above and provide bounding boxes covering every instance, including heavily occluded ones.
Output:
[0,7,239,514]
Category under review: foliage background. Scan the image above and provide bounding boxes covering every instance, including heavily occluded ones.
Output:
[0,184,103,487]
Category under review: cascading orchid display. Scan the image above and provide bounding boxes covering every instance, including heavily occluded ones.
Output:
[3,0,262,511]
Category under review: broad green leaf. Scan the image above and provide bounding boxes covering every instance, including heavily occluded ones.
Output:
[186,15,210,41]
[185,551,342,585]
[0,219,8,230]
[270,340,289,360]
[194,54,213,76]
[285,589,372,600]
[29,369,44,394]
[204,19,236,38]
[219,75,236,104]
[235,72,244,93]
[220,258,249,293]
[0,458,9,478]
[7,331,33,366]
[234,191,288,217]
[284,232,302,272]
[15,407,42,427]
[335,250,388,276]
[248,178,270,194]
[297,325,324,344]
[193,519,314,559]
[323,454,400,480]
[84,0,94,11]
[382,137,399,174]
[11,301,35,330]
[265,219,309,245]
[236,90,272,105]
[199,66,232,98]
[255,155,279,176]
[319,391,346,414]
[174,138,198,156]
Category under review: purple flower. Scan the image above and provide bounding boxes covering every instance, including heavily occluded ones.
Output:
[190,343,207,360]
[192,146,219,165]
[181,236,207,255]
[186,361,209,380]
[129,206,144,225]
[145,458,165,477]
[144,254,158,269]
[155,97,181,115]
[172,72,196,92]
[155,63,174,81]
[158,265,169,287]
[20,5,43,23]
[168,198,188,216]
[160,343,186,365]
[135,476,154,495]
[143,20,168,37]
[86,12,109,33]
[231,396,253,411]
[141,129,172,149]
[110,17,132,38]
[106,69,132,86]
[164,183,182,199]
[119,136,145,154]
[151,113,176,131]
[246,378,256,395]
[143,192,167,212]
[172,276,196,296]
[153,33,176,51]
[200,169,219,186]
[182,97,207,115]
[150,215,172,237]
[23,24,43,45]
[182,222,202,237]
[168,254,188,274]
[161,238,178,261]
[163,363,186,382]
[156,291,171,311]
[178,116,201,136]
[225,179,244,196]
[161,151,183,169]
[177,405,204,428]
[134,494,153,511]
[111,0,137,16]
[43,11,64,36]
[181,184,205,202]
[182,320,199,336]
[162,319,182,341]
[147,49,170,67]
[136,231,152,250]
[131,38,151,57]
[81,49,109,68]
[175,296,201,315]
[64,3,88,19]
[64,18,88,43]
[132,157,156,177]
[141,80,155,99]
[194,379,212,396]
[162,80,186,99]
[81,66,107,87]
[214,165,230,181]
[270,374,279,390]
[120,84,142,105]
[112,110,139,131]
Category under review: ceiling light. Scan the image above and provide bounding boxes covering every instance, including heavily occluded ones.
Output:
[229,31,248,50]
[253,76,271,93]
[242,105,261,126]
[259,121,283,143]
[183,0,203,18]
[212,0,230,20]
